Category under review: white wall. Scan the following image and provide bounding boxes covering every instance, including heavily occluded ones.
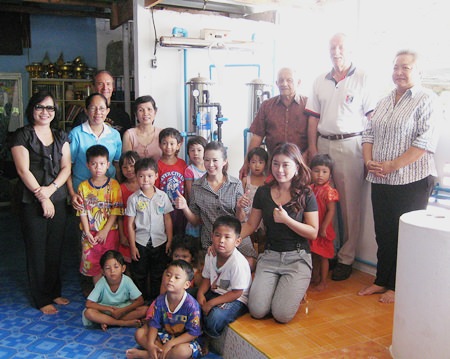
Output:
[131,0,450,272]
[134,0,275,175]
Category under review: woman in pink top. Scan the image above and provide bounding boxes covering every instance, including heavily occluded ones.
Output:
[122,96,162,160]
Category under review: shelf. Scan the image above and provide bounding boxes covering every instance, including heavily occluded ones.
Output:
[30,78,91,132]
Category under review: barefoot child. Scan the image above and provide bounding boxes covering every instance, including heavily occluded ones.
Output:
[184,136,207,242]
[126,260,202,359]
[160,234,203,297]
[78,145,124,286]
[83,250,146,330]
[198,215,251,339]
[126,157,173,301]
[240,147,268,253]
[156,127,187,236]
[309,154,339,291]
[118,151,141,266]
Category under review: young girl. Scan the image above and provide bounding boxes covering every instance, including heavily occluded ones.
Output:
[241,142,318,324]
[156,127,187,236]
[184,136,207,241]
[241,147,268,253]
[83,250,147,331]
[309,154,339,291]
[118,151,141,265]
[174,141,257,270]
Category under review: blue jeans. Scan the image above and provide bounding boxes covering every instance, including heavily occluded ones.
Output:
[203,290,248,338]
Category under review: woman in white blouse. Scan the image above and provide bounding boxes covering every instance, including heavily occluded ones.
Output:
[359,50,441,303]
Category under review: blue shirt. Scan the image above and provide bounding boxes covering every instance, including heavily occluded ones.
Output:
[87,275,142,307]
[69,121,122,191]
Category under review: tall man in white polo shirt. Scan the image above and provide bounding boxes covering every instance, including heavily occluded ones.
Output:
[305,33,377,281]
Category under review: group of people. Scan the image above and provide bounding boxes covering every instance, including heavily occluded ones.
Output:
[8,31,441,358]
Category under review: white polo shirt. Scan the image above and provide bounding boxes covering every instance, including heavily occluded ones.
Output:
[306,65,377,135]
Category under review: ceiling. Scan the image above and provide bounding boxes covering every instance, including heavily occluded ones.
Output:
[1,0,317,28]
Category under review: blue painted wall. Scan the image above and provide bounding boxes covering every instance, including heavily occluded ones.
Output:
[0,14,97,104]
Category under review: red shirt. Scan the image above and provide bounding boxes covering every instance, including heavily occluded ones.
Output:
[249,94,308,154]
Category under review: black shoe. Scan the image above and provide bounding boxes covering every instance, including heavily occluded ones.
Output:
[331,263,352,281]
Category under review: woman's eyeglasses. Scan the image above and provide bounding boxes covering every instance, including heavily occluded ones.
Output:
[87,106,108,113]
[34,105,56,112]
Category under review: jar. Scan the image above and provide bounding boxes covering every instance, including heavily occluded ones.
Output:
[65,85,74,100]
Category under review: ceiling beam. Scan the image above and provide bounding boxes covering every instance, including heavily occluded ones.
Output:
[22,0,110,7]
[2,3,110,18]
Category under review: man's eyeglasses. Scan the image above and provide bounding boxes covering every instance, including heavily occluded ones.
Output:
[34,105,56,112]
[87,106,108,113]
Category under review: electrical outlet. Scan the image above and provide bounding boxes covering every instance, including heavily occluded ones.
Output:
[151,58,157,68]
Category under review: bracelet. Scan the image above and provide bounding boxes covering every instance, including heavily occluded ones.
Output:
[52,182,59,190]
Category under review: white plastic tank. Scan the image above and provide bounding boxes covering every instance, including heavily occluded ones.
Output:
[391,209,450,358]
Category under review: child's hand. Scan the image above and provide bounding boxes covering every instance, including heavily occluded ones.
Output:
[161,340,175,359]
[131,245,140,261]
[197,293,206,307]
[202,301,214,316]
[110,306,125,319]
[165,241,171,255]
[207,245,217,257]
[237,189,251,210]
[71,193,84,211]
[273,204,288,223]
[95,229,109,244]
[84,231,97,245]
[173,190,187,209]
[148,343,162,359]
[119,234,130,247]
[319,227,327,238]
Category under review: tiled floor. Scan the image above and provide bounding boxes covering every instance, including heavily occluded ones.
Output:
[230,270,394,358]
[0,207,394,358]
[0,208,222,359]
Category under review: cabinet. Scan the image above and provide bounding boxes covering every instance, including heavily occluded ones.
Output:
[111,75,135,119]
[29,78,92,131]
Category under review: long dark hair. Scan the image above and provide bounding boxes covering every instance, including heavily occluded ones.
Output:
[268,142,312,213]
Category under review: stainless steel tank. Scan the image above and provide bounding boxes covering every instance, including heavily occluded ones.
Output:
[246,78,271,126]
[186,75,213,140]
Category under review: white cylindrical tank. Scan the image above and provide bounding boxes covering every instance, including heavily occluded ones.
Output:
[391,209,450,358]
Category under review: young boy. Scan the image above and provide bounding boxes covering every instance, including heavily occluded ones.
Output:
[78,144,124,286]
[126,157,173,301]
[156,127,187,236]
[83,250,147,331]
[126,260,202,359]
[197,215,252,338]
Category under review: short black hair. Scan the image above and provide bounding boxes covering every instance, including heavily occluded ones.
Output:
[134,157,158,174]
[247,147,269,165]
[167,259,194,282]
[187,135,207,151]
[86,144,109,162]
[159,127,183,144]
[309,154,334,172]
[85,92,108,110]
[212,215,241,237]
[100,250,125,268]
[134,95,158,113]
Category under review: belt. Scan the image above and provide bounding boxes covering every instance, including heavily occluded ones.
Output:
[318,132,362,140]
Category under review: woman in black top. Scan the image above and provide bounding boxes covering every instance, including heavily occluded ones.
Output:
[10,91,71,314]
[240,143,318,323]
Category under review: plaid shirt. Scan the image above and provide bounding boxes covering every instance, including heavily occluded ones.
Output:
[189,174,243,249]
